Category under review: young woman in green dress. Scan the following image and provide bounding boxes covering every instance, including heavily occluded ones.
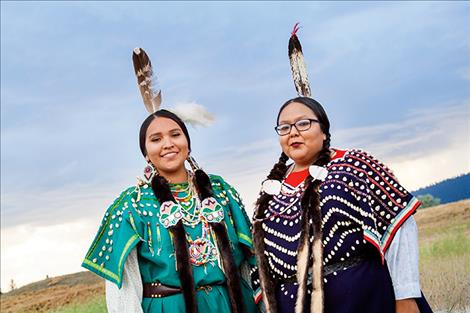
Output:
[82,49,257,313]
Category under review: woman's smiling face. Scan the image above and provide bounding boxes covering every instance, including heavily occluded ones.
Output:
[145,116,189,177]
[277,102,326,169]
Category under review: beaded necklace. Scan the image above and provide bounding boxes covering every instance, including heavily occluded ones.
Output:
[167,180,221,266]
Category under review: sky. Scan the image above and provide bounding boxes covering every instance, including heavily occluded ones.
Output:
[1,1,469,291]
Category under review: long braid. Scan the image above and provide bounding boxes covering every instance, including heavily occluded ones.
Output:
[252,152,288,313]
[151,175,197,313]
[190,167,245,313]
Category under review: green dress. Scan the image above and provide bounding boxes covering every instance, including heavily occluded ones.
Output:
[82,175,257,313]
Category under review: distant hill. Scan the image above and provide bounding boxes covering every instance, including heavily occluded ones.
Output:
[413,173,470,204]
[4,271,102,297]
[0,271,104,313]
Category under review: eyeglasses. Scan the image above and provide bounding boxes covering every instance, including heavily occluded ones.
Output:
[275,119,320,136]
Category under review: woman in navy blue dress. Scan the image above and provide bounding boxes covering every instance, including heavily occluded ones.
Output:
[251,25,433,313]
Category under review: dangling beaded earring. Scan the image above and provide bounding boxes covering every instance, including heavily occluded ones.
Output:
[143,162,157,184]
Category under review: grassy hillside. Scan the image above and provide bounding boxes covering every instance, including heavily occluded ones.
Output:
[0,272,104,313]
[1,199,469,312]
[415,199,470,312]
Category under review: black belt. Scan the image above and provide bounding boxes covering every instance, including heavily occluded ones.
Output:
[276,254,366,284]
[324,254,366,276]
[143,282,216,298]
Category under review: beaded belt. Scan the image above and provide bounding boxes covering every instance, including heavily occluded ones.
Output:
[276,254,366,284]
[323,254,366,276]
[143,282,215,298]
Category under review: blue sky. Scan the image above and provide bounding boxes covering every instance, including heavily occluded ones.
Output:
[1,1,469,290]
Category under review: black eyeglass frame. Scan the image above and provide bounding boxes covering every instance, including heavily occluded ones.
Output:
[274,118,320,136]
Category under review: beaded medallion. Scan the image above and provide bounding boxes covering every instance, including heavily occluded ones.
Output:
[159,201,183,228]
[186,222,219,266]
[201,197,224,223]
[160,181,223,266]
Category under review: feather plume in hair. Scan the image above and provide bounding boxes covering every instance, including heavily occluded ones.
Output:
[132,47,162,113]
[288,23,311,97]
[169,102,215,128]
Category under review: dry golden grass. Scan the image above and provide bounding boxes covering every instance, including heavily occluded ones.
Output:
[0,272,104,313]
[416,199,470,312]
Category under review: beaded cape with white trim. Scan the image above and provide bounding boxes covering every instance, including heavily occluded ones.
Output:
[254,149,421,312]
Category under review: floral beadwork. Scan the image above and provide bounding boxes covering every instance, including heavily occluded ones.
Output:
[200,197,224,223]
[159,201,183,228]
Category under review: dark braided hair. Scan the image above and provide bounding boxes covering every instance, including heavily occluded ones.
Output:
[256,97,331,218]
[139,110,244,313]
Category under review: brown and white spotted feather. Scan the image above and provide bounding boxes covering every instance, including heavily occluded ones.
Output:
[132,47,162,113]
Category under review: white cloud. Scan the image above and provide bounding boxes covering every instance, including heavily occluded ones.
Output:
[0,219,100,291]
[333,101,470,189]
[391,145,469,191]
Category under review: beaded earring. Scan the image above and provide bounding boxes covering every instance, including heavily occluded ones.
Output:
[143,162,157,184]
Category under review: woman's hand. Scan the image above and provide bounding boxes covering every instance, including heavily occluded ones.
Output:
[396,299,420,313]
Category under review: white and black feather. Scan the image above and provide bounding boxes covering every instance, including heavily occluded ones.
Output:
[288,23,311,97]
